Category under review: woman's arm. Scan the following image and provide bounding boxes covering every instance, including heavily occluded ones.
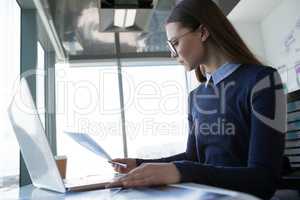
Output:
[172,68,286,199]
[135,153,187,166]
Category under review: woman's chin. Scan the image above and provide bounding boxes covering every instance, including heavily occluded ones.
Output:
[184,64,195,72]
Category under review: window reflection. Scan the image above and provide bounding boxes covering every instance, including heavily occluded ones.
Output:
[119,10,170,53]
[53,0,175,57]
[55,0,116,56]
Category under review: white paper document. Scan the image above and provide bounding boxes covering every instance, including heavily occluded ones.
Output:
[65,131,112,160]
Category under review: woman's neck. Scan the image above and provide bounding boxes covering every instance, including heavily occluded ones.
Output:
[202,44,231,74]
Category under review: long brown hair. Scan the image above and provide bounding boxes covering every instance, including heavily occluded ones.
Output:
[166,0,263,82]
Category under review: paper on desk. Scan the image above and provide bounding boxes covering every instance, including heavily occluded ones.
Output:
[65,131,112,160]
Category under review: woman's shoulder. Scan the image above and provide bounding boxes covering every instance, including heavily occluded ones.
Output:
[238,64,282,92]
[241,64,277,75]
[239,63,277,74]
[238,64,279,81]
[188,64,280,96]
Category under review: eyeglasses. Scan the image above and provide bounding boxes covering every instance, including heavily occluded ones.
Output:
[166,30,194,58]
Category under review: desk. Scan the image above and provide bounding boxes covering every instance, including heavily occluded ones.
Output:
[0,183,261,200]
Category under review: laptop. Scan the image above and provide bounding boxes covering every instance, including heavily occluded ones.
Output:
[7,77,124,193]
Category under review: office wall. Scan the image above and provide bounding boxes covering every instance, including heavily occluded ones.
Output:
[261,0,300,92]
[229,0,300,92]
[232,22,266,63]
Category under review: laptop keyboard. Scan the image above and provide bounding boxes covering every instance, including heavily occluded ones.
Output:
[64,173,126,187]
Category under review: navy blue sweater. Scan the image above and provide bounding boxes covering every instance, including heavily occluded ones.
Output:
[136,64,286,199]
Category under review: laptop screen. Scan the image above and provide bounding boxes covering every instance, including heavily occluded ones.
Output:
[7,78,65,193]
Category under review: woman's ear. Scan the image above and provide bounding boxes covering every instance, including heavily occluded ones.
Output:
[197,25,210,42]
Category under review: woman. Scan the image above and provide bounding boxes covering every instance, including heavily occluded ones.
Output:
[107,0,286,199]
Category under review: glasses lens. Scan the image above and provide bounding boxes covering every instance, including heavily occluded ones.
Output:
[166,41,177,57]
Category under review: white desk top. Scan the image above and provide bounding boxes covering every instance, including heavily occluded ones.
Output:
[0,183,261,200]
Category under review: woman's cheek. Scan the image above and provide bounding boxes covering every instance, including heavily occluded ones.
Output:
[177,44,190,60]
[176,45,184,57]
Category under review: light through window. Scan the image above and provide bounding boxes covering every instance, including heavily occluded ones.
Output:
[0,0,21,191]
[55,64,123,178]
[122,65,189,158]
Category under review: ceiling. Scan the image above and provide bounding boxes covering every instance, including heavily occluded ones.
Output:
[28,0,240,61]
[49,0,176,60]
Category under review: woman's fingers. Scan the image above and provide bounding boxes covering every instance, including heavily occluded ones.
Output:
[115,165,121,172]
[119,172,142,182]
[108,163,171,188]
[107,163,180,189]
[110,158,136,173]
[122,176,153,187]
[118,167,128,173]
[122,167,152,182]
[111,158,123,163]
[109,173,153,188]
[110,159,127,173]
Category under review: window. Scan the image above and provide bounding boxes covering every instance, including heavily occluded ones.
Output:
[55,64,123,178]
[36,42,45,128]
[122,64,189,158]
[186,70,200,92]
[55,60,192,177]
[0,0,20,191]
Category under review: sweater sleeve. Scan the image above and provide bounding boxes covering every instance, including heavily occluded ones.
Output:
[173,68,286,199]
[136,92,198,166]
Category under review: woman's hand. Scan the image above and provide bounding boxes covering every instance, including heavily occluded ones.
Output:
[106,163,181,188]
[110,158,137,173]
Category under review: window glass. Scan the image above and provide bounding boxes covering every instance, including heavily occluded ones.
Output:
[122,64,189,158]
[36,42,46,128]
[0,0,21,191]
[55,64,123,178]
[187,70,200,92]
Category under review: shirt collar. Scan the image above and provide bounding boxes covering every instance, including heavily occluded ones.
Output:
[205,63,241,86]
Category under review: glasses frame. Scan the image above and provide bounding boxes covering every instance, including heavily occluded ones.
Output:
[166,30,194,58]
